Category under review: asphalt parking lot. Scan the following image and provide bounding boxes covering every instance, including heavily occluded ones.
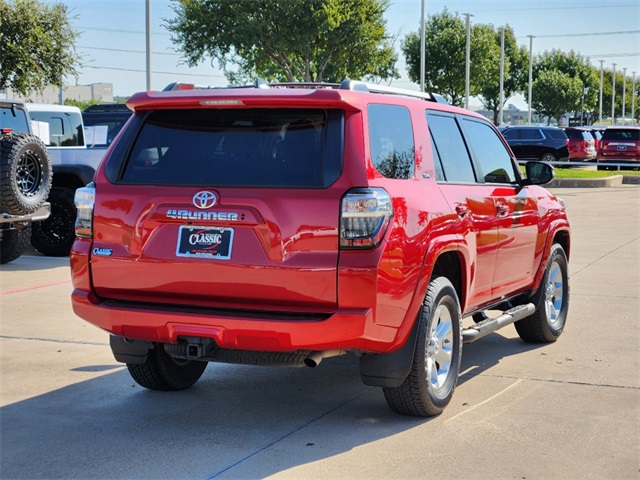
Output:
[1,185,638,480]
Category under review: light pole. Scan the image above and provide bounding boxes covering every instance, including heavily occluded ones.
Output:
[580,87,589,126]
[145,0,152,91]
[598,60,604,125]
[527,35,534,125]
[464,13,473,110]
[420,0,425,92]
[611,63,617,125]
[498,27,505,125]
[632,72,637,125]
[622,67,627,124]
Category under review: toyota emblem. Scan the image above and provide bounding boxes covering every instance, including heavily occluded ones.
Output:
[192,191,217,209]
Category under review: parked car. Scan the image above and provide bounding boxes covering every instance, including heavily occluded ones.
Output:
[500,126,570,162]
[0,100,52,264]
[70,80,570,417]
[564,127,597,161]
[597,126,640,169]
[82,103,132,149]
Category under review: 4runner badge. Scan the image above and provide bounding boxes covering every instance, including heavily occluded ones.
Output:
[193,191,217,209]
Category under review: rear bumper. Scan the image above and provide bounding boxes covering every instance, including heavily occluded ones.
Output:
[71,289,400,353]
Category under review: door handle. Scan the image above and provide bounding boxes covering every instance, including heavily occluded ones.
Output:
[455,203,470,218]
[496,202,510,218]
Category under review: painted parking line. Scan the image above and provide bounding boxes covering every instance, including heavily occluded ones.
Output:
[0,278,71,296]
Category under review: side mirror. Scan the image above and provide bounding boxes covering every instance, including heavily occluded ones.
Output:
[522,161,555,185]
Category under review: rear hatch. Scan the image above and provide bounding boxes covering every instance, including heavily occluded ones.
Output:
[600,128,640,160]
[90,105,347,313]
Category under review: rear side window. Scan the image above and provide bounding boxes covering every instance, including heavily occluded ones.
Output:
[29,111,85,147]
[367,104,415,179]
[83,112,132,148]
[519,129,544,140]
[119,108,343,188]
[427,113,476,183]
[602,129,640,141]
[462,119,518,184]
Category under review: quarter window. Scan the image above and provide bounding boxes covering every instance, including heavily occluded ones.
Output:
[368,105,415,179]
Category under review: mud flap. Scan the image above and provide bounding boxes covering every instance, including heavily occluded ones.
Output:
[110,335,154,364]
[359,319,419,388]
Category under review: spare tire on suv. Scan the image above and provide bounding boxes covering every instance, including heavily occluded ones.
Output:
[0,133,53,215]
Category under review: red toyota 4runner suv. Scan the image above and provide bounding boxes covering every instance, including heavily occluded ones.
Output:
[70,81,570,417]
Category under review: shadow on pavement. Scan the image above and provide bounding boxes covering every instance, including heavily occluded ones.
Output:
[1,334,543,479]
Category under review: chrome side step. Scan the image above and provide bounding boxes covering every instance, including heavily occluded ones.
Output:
[462,303,535,344]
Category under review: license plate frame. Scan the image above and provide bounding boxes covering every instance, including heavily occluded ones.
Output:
[176,225,234,260]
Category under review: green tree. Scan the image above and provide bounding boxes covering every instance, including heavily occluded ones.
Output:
[532,49,597,123]
[476,25,529,125]
[402,9,496,107]
[0,0,79,96]
[532,70,582,125]
[166,0,399,84]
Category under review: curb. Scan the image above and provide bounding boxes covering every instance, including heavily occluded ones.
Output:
[549,176,623,188]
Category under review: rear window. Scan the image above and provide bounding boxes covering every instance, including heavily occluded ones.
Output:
[565,129,586,140]
[119,108,343,188]
[0,106,30,133]
[602,129,640,141]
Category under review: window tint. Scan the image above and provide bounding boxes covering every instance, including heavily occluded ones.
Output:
[564,129,582,140]
[29,111,85,147]
[519,128,544,140]
[544,129,567,140]
[463,119,518,184]
[502,129,517,140]
[602,129,640,141]
[427,113,475,183]
[0,106,30,133]
[120,108,343,188]
[368,104,415,179]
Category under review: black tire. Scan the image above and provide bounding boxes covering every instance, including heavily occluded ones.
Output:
[383,276,462,417]
[0,225,32,264]
[30,187,77,257]
[0,133,52,215]
[515,244,569,343]
[127,344,207,391]
[539,152,557,163]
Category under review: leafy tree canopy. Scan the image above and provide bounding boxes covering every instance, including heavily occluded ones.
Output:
[532,69,582,124]
[0,0,79,96]
[166,0,399,84]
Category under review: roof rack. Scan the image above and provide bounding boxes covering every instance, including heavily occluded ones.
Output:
[161,78,448,104]
[338,80,448,104]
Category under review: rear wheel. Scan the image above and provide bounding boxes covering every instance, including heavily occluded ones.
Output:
[539,153,557,163]
[30,187,77,257]
[515,244,569,342]
[383,276,462,417]
[0,225,32,264]
[127,344,208,391]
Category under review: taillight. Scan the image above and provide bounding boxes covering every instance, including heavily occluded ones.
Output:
[581,140,585,149]
[74,183,95,238]
[1,128,12,134]
[340,188,393,249]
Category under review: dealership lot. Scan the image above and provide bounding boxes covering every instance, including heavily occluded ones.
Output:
[1,185,638,479]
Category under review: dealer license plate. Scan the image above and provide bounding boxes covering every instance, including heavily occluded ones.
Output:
[617,146,627,151]
[176,226,234,260]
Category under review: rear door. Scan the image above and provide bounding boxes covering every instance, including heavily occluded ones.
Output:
[90,107,345,313]
[459,117,540,297]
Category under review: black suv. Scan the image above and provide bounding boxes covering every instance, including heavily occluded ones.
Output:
[500,126,569,163]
